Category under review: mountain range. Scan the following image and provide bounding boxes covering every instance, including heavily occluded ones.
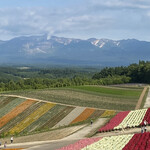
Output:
[0,35,150,66]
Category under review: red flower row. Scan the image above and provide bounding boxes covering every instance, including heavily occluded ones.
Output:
[56,137,101,150]
[123,132,150,150]
[99,111,130,132]
[141,108,150,126]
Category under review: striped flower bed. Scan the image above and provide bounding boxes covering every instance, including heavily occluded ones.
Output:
[99,111,130,132]
[9,103,55,134]
[141,108,150,126]
[99,108,149,132]
[0,99,35,128]
[123,132,150,150]
[114,109,147,129]
[100,110,116,118]
[70,108,95,125]
[0,97,26,118]
[40,106,75,129]
[58,132,150,150]
[0,96,16,109]
[82,134,134,150]
[0,101,43,133]
[57,137,101,150]
[22,104,67,132]
[53,107,85,128]
[0,95,120,135]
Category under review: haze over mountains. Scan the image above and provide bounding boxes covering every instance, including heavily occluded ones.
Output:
[0,35,149,66]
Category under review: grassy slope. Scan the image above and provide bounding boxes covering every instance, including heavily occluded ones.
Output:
[4,85,143,111]
[71,86,142,97]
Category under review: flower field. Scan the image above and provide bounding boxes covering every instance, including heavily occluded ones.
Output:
[9,102,56,134]
[0,95,124,136]
[57,137,102,150]
[53,107,86,128]
[0,97,26,118]
[100,110,116,118]
[22,104,67,132]
[0,99,35,128]
[0,96,17,109]
[88,109,105,119]
[99,108,149,132]
[70,108,95,124]
[58,132,150,150]
[141,108,150,126]
[114,109,147,129]
[99,111,130,132]
[0,100,43,133]
[40,106,75,129]
[82,134,134,150]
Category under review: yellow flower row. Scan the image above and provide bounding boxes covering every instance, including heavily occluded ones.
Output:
[100,110,116,118]
[9,102,55,134]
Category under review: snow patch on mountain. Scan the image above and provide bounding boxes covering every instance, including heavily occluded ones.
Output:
[113,41,120,46]
[90,39,106,48]
[23,43,47,54]
[90,38,120,48]
[99,42,105,48]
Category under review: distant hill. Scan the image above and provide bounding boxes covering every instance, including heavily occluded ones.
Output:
[0,35,150,66]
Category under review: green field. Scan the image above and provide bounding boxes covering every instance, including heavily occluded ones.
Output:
[70,86,142,97]
[4,85,143,111]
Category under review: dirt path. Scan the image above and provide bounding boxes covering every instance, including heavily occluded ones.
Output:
[23,118,108,150]
[144,86,150,108]
[135,86,148,109]
[0,125,85,149]
[63,118,108,140]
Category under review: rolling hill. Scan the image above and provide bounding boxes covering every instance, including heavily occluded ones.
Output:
[0,95,113,137]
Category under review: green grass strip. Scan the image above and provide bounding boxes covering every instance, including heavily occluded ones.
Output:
[40,106,75,129]
[70,86,142,98]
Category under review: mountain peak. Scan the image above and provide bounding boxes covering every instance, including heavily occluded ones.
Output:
[0,35,149,66]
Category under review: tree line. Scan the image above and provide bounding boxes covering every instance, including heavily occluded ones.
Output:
[0,61,149,92]
[0,75,130,92]
[92,61,150,83]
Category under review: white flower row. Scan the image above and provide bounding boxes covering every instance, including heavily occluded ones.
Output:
[114,109,147,130]
[82,134,134,150]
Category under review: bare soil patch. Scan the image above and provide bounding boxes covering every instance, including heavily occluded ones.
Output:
[135,86,148,109]
[144,87,150,108]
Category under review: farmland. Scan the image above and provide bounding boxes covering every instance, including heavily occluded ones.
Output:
[0,84,148,150]
[6,85,143,111]
[0,95,115,137]
[59,133,150,150]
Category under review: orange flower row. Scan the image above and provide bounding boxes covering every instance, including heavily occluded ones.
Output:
[0,99,35,128]
[70,108,95,124]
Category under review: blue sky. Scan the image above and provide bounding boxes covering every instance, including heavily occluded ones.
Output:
[0,0,150,41]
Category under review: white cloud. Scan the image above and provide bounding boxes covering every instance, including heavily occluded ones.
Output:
[0,0,150,41]
[89,0,150,9]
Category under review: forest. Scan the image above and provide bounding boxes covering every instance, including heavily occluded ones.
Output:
[93,61,150,83]
[0,61,149,92]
